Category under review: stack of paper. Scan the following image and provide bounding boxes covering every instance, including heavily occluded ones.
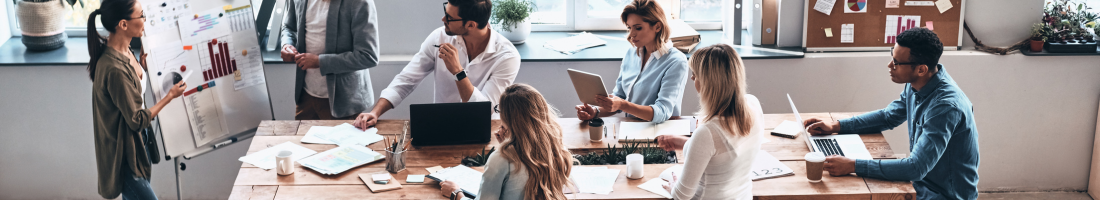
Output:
[307,123,382,146]
[569,166,620,194]
[302,126,336,144]
[543,32,607,55]
[668,19,700,53]
[238,142,317,170]
[618,119,691,142]
[427,165,484,198]
[297,145,384,175]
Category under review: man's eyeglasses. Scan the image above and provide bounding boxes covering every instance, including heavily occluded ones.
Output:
[443,2,464,22]
[889,59,920,70]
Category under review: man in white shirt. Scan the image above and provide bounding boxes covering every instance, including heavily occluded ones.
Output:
[352,0,520,129]
[280,0,379,120]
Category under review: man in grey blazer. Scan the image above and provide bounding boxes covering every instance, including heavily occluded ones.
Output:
[280,0,379,120]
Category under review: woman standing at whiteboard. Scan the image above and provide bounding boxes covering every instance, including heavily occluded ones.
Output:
[87,0,187,199]
[574,0,690,124]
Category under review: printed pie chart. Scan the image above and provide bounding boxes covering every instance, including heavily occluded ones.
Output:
[847,0,866,11]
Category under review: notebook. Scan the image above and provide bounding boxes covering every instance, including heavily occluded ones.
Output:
[617,119,691,142]
[427,165,483,198]
[770,120,802,139]
[360,174,402,192]
[750,151,794,180]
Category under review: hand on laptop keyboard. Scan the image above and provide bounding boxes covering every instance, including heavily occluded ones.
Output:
[803,117,840,135]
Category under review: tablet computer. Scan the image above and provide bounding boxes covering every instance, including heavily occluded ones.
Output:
[567,69,609,105]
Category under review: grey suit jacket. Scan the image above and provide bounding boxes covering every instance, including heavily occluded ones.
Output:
[281,0,379,118]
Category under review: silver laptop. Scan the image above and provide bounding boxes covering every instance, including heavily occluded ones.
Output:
[787,94,874,160]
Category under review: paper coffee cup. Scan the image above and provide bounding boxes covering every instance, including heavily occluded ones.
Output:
[804,152,826,182]
[589,126,603,142]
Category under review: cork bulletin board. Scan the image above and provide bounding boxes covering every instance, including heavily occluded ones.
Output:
[802,0,965,51]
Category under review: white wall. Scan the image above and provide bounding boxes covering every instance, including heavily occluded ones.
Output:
[1,0,1096,199]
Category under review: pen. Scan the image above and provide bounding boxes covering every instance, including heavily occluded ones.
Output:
[433,45,441,48]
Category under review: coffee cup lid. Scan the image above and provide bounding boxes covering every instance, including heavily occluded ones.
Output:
[804,152,826,162]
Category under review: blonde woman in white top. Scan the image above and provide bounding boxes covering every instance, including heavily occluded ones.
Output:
[656,44,764,200]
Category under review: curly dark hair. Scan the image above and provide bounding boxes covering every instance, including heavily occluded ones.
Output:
[896,28,943,68]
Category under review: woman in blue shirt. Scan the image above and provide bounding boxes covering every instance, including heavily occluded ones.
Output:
[576,0,689,123]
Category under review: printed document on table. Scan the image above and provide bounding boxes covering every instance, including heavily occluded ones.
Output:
[238,142,317,170]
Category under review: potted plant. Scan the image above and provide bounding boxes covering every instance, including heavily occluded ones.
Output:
[16,0,76,51]
[1042,0,1099,53]
[491,0,535,44]
[1030,23,1050,52]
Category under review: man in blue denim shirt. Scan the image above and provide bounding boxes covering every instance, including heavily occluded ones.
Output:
[802,28,979,200]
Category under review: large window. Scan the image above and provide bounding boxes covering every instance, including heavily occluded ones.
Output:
[532,0,726,31]
[6,0,101,36]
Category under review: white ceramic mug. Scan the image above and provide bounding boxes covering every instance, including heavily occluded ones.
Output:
[276,150,294,176]
[626,153,644,179]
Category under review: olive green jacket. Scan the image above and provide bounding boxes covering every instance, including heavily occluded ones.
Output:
[92,48,154,199]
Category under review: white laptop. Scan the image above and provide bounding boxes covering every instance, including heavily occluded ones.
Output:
[787,94,874,160]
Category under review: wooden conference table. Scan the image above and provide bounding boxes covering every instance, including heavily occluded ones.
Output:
[230,112,915,200]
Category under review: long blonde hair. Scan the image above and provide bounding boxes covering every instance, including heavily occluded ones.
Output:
[497,84,575,200]
[621,0,670,57]
[689,44,754,136]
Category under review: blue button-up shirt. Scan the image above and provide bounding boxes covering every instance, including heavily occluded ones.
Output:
[612,46,690,123]
[839,65,979,200]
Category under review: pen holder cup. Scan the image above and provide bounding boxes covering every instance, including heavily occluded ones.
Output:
[385,150,406,173]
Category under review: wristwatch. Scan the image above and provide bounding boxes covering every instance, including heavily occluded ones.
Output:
[450,189,464,200]
[453,70,467,81]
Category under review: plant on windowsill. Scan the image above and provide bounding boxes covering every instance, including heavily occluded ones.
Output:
[1030,23,1052,52]
[1041,0,1098,53]
[491,0,534,45]
[15,0,78,51]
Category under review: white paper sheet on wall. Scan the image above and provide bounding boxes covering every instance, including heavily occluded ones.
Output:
[813,0,836,15]
[841,24,855,43]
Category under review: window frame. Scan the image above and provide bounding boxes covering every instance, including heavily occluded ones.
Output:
[530,0,576,31]
[6,0,95,37]
[534,0,723,32]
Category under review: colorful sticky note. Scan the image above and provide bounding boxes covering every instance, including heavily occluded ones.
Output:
[825,28,834,38]
[223,5,233,10]
[183,45,192,50]
[926,21,934,30]
[426,166,444,174]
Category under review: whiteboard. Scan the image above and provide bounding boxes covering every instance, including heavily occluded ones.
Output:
[140,0,272,158]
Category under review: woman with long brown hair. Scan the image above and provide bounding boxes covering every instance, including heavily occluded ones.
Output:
[574,0,690,124]
[88,0,186,198]
[657,44,764,199]
[439,83,574,200]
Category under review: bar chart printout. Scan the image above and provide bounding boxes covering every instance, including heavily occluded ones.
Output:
[885,15,921,44]
[199,38,237,82]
